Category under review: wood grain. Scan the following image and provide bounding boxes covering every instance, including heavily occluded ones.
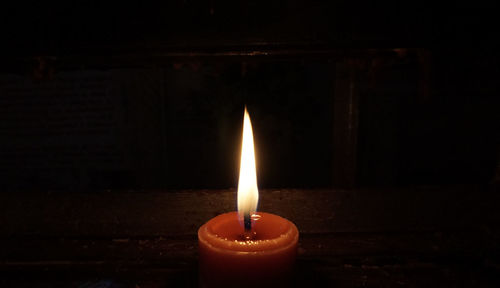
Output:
[1,187,499,287]
[1,187,497,237]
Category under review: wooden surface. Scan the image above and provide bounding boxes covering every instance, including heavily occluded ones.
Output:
[1,187,499,287]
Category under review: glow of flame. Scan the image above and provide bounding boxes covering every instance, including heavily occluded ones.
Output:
[237,107,259,224]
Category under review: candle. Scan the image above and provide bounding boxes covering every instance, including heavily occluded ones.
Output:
[198,107,299,288]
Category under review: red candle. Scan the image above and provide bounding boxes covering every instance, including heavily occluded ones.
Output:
[198,212,298,287]
[198,108,299,287]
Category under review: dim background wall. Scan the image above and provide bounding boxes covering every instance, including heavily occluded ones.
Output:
[1,52,498,190]
[0,1,499,191]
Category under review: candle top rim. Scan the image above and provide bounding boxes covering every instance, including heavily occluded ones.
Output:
[198,211,299,253]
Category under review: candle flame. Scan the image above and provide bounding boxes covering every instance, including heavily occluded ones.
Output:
[237,107,259,225]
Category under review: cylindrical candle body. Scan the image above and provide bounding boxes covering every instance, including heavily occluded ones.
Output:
[198,212,299,288]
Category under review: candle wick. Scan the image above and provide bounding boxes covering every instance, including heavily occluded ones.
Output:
[240,214,257,241]
[244,212,251,231]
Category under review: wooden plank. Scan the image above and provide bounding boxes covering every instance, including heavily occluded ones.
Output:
[1,230,498,262]
[1,187,498,238]
[1,48,404,71]
[0,232,499,287]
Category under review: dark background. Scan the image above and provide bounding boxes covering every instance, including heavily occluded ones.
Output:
[1,1,498,191]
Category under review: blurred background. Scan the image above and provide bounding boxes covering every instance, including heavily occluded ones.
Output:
[0,1,498,190]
